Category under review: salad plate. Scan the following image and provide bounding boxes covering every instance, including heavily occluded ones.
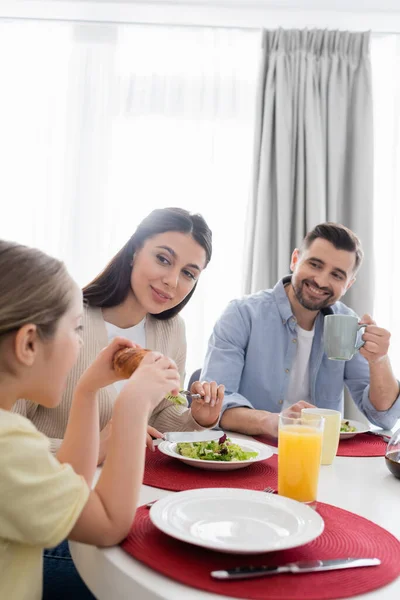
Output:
[157,436,273,471]
[340,418,370,440]
[149,488,324,554]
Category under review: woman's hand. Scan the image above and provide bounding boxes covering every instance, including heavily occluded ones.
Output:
[146,425,164,452]
[78,337,139,394]
[189,380,225,428]
[119,352,181,412]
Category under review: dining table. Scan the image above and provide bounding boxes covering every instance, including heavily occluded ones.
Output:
[69,431,400,600]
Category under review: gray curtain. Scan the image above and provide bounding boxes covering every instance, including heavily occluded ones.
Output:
[244,29,374,318]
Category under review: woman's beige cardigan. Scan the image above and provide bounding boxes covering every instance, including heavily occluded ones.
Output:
[12,306,205,452]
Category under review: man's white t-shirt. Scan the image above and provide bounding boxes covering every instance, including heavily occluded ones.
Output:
[105,318,146,394]
[284,324,315,410]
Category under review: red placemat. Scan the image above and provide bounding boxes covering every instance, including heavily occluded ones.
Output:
[254,434,278,448]
[336,434,388,457]
[143,447,278,491]
[253,434,388,457]
[122,502,400,600]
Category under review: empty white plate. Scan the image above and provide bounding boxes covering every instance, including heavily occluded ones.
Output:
[157,437,273,471]
[340,419,370,440]
[149,488,324,554]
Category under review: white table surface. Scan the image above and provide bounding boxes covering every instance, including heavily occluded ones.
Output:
[70,432,400,600]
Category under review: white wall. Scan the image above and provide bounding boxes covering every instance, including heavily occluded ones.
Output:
[2,0,400,32]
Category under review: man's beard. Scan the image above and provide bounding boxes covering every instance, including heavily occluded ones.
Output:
[292,279,334,311]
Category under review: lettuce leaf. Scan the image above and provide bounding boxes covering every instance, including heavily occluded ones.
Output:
[177,438,258,462]
[165,392,187,406]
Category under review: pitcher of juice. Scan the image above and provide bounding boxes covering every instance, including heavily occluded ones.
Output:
[278,413,324,505]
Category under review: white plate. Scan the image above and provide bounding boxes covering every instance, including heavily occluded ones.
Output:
[340,418,370,440]
[149,488,324,554]
[157,437,273,471]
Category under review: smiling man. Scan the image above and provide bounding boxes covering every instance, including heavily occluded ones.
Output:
[201,223,400,437]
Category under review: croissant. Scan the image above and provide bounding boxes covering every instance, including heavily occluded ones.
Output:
[112,347,151,378]
[113,347,187,407]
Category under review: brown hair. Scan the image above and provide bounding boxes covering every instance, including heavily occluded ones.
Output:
[302,222,364,273]
[0,240,74,340]
[83,207,212,321]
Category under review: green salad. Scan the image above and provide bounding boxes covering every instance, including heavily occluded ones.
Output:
[165,392,187,406]
[177,434,258,462]
[340,420,357,433]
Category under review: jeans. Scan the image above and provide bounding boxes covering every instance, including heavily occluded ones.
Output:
[43,540,96,600]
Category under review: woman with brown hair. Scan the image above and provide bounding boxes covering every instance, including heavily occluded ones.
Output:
[14,207,224,462]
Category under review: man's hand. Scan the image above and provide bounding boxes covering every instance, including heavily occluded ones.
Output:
[264,400,316,438]
[220,401,316,438]
[189,380,225,427]
[359,314,391,364]
[281,400,315,418]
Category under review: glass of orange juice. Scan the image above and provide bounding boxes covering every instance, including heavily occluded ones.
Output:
[278,413,324,506]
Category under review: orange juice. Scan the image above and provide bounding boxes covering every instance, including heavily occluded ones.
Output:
[278,424,323,503]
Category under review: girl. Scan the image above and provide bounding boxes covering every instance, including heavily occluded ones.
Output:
[0,240,181,600]
[14,208,224,461]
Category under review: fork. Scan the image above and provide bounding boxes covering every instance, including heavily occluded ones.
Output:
[180,389,202,400]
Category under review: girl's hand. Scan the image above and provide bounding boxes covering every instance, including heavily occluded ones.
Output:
[120,351,180,412]
[78,337,139,394]
[190,380,225,427]
[146,425,164,452]
[97,422,165,463]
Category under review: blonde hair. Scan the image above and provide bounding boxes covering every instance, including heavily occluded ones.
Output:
[0,240,74,339]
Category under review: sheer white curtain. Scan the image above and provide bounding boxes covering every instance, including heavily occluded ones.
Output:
[371,34,400,377]
[0,19,261,382]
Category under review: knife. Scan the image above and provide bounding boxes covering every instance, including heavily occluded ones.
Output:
[163,430,222,443]
[211,557,381,580]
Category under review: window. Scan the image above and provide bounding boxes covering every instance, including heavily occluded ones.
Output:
[371,34,400,374]
[0,19,261,379]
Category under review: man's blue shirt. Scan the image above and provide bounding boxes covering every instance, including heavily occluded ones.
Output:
[201,277,400,429]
